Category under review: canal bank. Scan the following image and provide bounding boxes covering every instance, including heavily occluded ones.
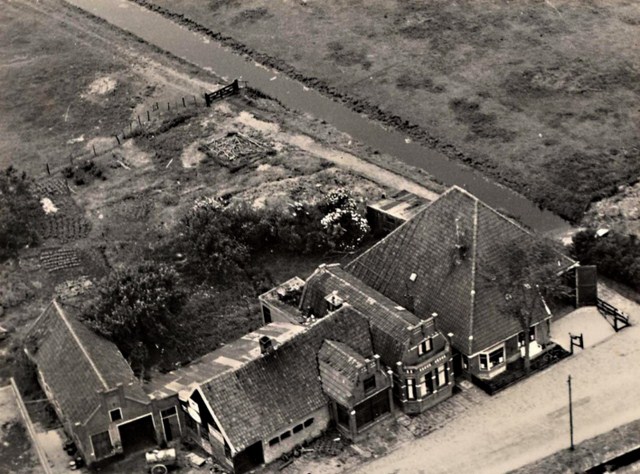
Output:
[66,0,570,234]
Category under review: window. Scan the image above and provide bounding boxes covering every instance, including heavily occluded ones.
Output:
[293,424,303,434]
[518,327,536,347]
[419,374,430,397]
[417,338,432,356]
[109,408,122,422]
[436,365,448,387]
[268,437,280,446]
[280,431,291,441]
[303,418,314,428]
[363,375,376,393]
[479,346,505,371]
[406,378,416,400]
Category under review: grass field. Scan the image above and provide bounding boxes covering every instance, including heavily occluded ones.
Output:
[146,0,640,223]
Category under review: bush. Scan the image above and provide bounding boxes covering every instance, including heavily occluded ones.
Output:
[173,190,369,284]
[81,263,186,373]
[0,167,41,261]
[571,229,640,291]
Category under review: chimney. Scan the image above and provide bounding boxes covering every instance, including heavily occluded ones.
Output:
[259,335,274,355]
[324,291,344,313]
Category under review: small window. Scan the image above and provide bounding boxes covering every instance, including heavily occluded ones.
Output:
[489,347,505,369]
[268,437,280,446]
[363,375,376,393]
[280,431,291,441]
[479,354,488,370]
[418,338,432,356]
[109,408,122,422]
[303,418,314,428]
[293,424,303,434]
[161,406,177,418]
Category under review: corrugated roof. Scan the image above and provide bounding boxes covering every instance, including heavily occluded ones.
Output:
[347,186,576,354]
[199,306,373,453]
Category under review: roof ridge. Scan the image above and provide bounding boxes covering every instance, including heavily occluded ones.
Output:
[468,199,479,354]
[52,300,109,390]
[327,267,417,332]
[26,300,55,337]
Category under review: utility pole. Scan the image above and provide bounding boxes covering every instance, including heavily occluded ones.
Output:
[568,375,574,450]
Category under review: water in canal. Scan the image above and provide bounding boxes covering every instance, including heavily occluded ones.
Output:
[67,0,570,233]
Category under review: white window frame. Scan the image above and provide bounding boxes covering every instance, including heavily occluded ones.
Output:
[478,344,506,371]
[406,379,416,400]
[417,338,432,356]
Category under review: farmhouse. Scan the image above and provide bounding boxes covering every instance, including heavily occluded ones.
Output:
[24,301,160,466]
[347,186,577,380]
[24,186,581,472]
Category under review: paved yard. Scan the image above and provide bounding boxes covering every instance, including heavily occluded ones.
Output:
[551,306,615,352]
[357,289,640,474]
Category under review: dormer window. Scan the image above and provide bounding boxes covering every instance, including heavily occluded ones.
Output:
[363,375,376,393]
[417,338,432,356]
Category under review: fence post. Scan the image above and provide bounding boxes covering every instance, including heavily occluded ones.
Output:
[46,163,51,176]
[138,115,142,126]
[147,110,151,121]
[167,102,170,111]
[182,97,186,108]
[92,145,97,157]
[193,95,197,106]
[115,134,121,145]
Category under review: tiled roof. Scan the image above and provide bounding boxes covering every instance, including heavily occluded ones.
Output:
[25,301,148,427]
[301,265,420,364]
[200,306,373,453]
[347,186,576,354]
[318,340,366,386]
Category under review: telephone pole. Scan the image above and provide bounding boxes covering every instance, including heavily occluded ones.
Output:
[568,375,575,450]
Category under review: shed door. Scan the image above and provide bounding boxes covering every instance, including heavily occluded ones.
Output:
[576,265,598,307]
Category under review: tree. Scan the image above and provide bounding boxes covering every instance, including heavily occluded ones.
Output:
[175,200,251,284]
[0,167,41,262]
[490,237,571,373]
[82,263,186,375]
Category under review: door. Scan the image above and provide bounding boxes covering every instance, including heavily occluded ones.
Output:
[233,441,264,474]
[576,265,598,307]
[118,414,157,454]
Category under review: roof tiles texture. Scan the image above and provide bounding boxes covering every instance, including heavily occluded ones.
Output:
[25,302,148,427]
[301,265,419,364]
[347,186,575,354]
[200,306,373,453]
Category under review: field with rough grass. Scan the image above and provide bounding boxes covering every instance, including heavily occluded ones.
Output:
[146,0,640,223]
[1,0,443,382]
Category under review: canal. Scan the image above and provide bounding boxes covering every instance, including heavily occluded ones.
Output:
[67,0,570,234]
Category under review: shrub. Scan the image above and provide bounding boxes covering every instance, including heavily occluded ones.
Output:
[571,229,640,291]
[0,167,41,261]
